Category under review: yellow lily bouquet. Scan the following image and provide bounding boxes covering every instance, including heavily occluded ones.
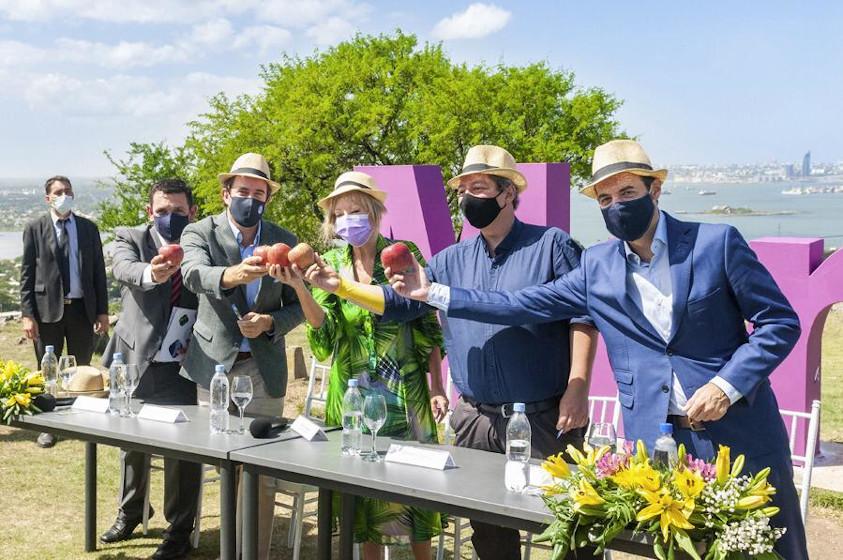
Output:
[537,441,785,560]
[0,360,47,424]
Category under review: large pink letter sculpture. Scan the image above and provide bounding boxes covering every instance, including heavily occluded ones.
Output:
[354,163,842,444]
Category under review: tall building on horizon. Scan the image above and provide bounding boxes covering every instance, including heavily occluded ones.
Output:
[802,151,811,177]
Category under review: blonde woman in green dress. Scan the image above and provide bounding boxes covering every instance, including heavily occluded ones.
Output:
[271,171,448,560]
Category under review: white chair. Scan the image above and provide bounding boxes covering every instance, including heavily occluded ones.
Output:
[780,399,822,521]
[270,357,330,560]
[436,370,477,560]
[523,394,622,560]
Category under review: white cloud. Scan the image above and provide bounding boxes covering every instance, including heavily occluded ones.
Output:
[55,38,191,68]
[22,70,260,121]
[0,0,249,23]
[233,25,293,54]
[305,16,356,47]
[431,3,511,40]
[256,0,369,28]
[190,18,234,46]
[0,39,46,66]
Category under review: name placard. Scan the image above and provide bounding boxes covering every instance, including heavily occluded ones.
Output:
[290,415,328,441]
[137,404,189,423]
[384,444,456,470]
[71,396,110,414]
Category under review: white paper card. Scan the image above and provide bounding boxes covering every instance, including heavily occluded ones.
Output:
[154,306,197,363]
[385,444,456,470]
[137,404,189,423]
[290,415,328,441]
[71,395,110,413]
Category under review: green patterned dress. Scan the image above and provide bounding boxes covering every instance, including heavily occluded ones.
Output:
[306,235,445,544]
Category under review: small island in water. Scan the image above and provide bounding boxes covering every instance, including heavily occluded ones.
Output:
[676,205,797,217]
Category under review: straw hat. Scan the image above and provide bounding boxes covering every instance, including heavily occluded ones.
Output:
[446,145,527,192]
[318,171,388,209]
[218,153,281,195]
[579,140,668,199]
[62,365,109,398]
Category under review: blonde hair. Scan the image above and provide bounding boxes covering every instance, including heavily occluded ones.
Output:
[320,190,386,245]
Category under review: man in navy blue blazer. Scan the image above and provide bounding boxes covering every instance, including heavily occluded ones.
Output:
[386,140,808,559]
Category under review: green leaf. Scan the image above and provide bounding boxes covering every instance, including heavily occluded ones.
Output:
[674,529,702,560]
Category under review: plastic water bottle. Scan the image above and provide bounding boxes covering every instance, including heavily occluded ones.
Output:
[41,345,59,397]
[653,422,679,467]
[442,410,456,446]
[209,364,230,434]
[504,403,531,492]
[341,379,364,456]
[107,352,125,415]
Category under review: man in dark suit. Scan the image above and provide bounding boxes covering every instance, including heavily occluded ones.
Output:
[180,152,304,560]
[20,175,109,448]
[100,179,201,560]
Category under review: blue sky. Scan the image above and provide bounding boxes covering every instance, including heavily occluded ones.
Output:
[0,1,840,177]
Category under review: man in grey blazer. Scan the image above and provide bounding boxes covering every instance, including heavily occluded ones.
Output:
[180,153,304,560]
[100,179,201,560]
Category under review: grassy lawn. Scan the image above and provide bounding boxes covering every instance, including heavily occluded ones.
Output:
[1,308,843,559]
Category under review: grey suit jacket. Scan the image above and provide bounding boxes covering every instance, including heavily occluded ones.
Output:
[102,225,198,379]
[19,212,108,324]
[179,212,304,397]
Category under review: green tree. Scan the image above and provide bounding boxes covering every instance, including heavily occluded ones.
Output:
[97,142,193,234]
[184,30,625,246]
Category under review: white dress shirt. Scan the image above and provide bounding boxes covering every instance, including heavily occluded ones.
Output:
[51,211,83,298]
[624,211,741,414]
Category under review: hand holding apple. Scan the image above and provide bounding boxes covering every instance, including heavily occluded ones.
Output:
[380,242,415,274]
[288,243,316,270]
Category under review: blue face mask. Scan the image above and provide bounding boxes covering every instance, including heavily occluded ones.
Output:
[335,213,373,247]
[229,196,265,228]
[153,212,190,242]
[600,193,655,242]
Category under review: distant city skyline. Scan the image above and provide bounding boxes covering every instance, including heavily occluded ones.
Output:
[0,1,841,175]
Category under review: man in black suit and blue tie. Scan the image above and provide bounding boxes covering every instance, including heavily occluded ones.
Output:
[20,175,109,448]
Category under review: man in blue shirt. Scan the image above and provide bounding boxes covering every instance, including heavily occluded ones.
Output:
[306,145,598,560]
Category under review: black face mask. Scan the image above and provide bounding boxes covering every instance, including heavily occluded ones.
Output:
[460,192,505,229]
[600,193,656,241]
[153,212,190,242]
[228,196,265,228]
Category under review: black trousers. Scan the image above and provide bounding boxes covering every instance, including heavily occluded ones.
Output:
[451,397,590,560]
[34,299,95,365]
[118,362,201,540]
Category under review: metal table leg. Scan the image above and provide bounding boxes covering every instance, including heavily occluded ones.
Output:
[85,442,97,552]
[340,493,355,560]
[242,465,259,560]
[317,489,333,560]
[220,461,237,560]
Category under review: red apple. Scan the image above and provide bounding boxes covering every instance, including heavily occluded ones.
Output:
[288,243,315,270]
[158,244,184,266]
[253,245,270,264]
[381,242,415,274]
[266,243,291,267]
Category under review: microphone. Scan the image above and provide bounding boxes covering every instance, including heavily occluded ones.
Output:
[34,393,56,412]
[249,417,289,439]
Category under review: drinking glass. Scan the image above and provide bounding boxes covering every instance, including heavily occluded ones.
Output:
[587,422,617,452]
[231,375,253,435]
[58,355,76,393]
[362,395,387,462]
[123,364,139,417]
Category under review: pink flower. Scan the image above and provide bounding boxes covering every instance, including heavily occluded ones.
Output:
[686,454,717,481]
[596,452,630,478]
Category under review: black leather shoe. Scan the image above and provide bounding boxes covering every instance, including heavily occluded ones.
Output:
[99,507,153,543]
[151,538,192,560]
[36,433,57,448]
